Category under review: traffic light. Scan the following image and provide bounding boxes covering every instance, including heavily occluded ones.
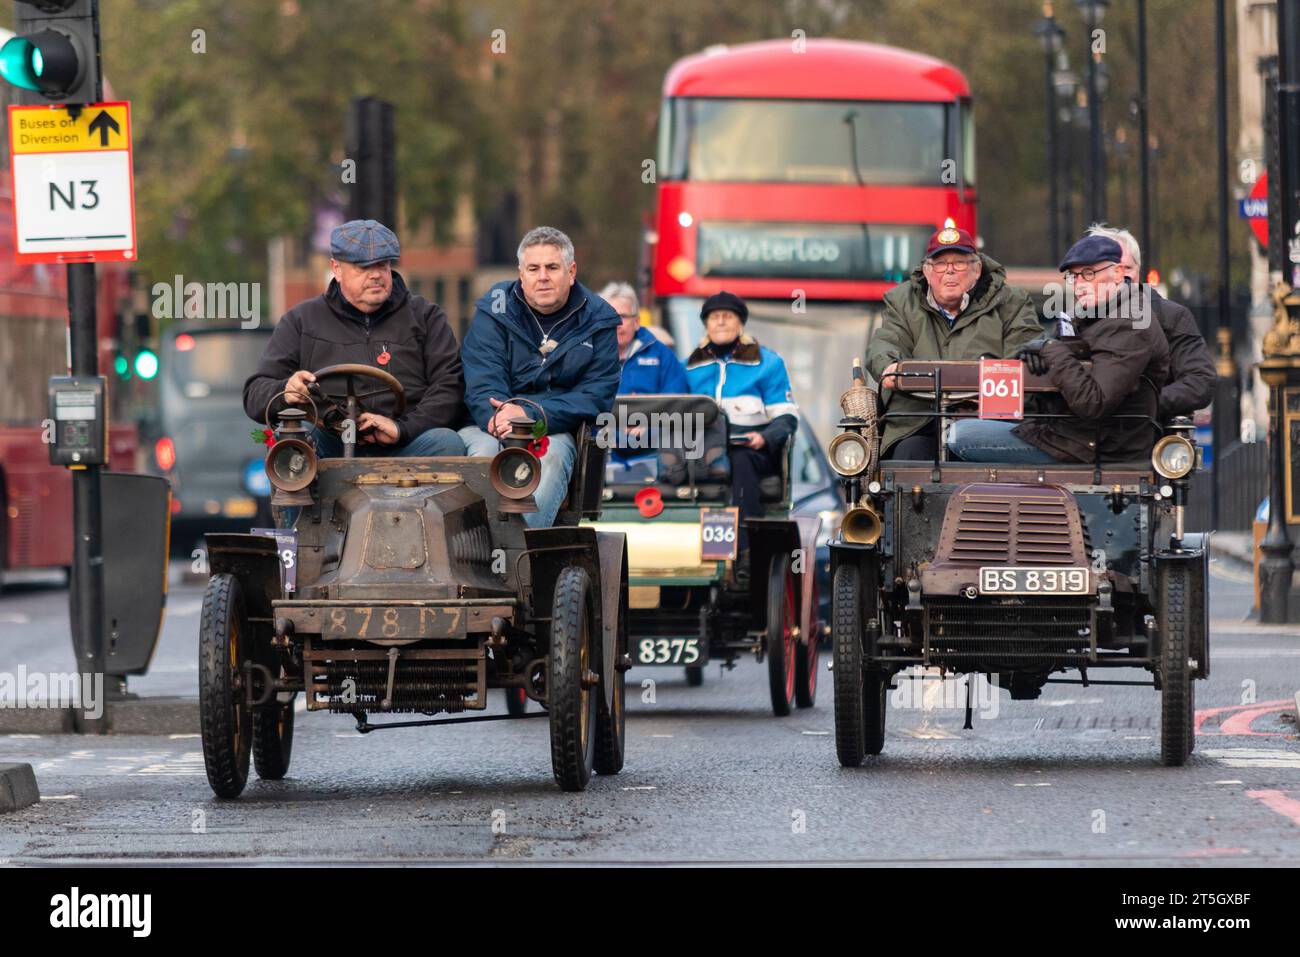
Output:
[132,348,158,380]
[0,1,100,104]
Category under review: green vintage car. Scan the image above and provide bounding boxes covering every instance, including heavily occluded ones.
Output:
[586,394,824,716]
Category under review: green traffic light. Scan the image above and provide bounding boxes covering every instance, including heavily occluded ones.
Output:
[134,349,159,380]
[113,354,131,379]
[0,37,42,92]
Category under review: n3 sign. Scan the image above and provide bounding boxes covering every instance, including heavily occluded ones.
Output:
[978,358,1024,420]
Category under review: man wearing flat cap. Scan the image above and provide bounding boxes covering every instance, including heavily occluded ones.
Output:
[866,223,1042,459]
[946,234,1170,464]
[243,218,467,458]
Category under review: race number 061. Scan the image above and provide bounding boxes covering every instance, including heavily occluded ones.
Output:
[978,358,1025,420]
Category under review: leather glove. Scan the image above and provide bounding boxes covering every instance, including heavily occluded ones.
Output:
[1017,338,1050,376]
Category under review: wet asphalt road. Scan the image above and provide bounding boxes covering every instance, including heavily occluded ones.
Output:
[1,561,1298,865]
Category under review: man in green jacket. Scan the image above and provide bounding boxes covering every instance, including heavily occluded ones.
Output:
[865,224,1043,459]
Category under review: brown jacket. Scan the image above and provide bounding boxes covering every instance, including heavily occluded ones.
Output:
[1013,283,1170,463]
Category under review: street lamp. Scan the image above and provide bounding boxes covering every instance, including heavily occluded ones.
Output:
[1035,3,1067,261]
[1075,0,1110,223]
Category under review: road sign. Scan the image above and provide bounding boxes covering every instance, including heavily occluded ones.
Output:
[977,358,1025,420]
[7,100,135,263]
[1237,171,1268,250]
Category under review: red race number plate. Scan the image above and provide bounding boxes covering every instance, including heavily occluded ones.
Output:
[978,358,1025,420]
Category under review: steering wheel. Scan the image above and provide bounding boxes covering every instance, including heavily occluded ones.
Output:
[306,363,406,433]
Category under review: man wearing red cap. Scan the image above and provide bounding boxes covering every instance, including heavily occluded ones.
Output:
[866,224,1041,459]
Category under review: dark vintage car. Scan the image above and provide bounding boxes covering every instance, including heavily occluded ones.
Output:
[586,394,824,716]
[828,359,1207,767]
[199,364,629,795]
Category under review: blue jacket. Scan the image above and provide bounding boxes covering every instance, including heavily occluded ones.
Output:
[619,327,690,395]
[462,280,621,436]
[686,334,800,447]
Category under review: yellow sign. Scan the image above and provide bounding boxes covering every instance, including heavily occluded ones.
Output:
[9,103,129,154]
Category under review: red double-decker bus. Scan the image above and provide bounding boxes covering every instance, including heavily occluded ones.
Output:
[650,39,977,442]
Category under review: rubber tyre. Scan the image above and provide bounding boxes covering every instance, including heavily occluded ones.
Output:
[766,553,797,716]
[252,689,295,780]
[548,565,597,791]
[833,564,866,766]
[795,568,820,709]
[199,573,252,798]
[685,665,704,687]
[1159,564,1193,767]
[505,686,529,716]
[594,585,628,776]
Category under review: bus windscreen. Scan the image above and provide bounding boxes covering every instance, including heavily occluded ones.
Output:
[662,98,950,185]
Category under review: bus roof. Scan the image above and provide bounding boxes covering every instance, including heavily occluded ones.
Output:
[664,38,970,102]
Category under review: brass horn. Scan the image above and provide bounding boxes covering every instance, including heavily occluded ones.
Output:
[841,501,882,546]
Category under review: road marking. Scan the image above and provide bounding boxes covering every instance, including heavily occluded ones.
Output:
[0,613,31,624]
[1246,789,1300,827]
[1039,698,1105,706]
[903,726,958,739]
[4,734,41,739]
[622,785,656,791]
[295,697,308,713]
[1195,699,1295,737]
[1212,649,1300,658]
[651,734,673,738]
[1203,748,1300,769]
[39,794,78,801]
[167,733,199,739]
[1214,780,1244,785]
[801,730,829,736]
[1014,782,1052,787]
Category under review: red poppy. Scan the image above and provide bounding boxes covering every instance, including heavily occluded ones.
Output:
[528,436,549,457]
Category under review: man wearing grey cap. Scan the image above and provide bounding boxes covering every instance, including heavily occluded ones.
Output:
[243,219,467,458]
[947,234,1169,464]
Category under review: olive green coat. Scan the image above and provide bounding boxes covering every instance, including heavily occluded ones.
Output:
[865,254,1043,453]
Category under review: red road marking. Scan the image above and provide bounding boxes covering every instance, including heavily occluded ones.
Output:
[1246,789,1300,828]
[1194,699,1293,738]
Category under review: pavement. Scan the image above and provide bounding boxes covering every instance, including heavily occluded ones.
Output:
[0,559,1297,864]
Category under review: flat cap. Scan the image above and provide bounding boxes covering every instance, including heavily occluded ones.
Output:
[1059,235,1123,272]
[330,219,400,266]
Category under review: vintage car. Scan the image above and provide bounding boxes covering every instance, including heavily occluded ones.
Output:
[828,359,1207,767]
[198,364,629,796]
[587,394,824,715]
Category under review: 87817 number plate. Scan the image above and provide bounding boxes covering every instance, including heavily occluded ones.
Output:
[978,567,1089,595]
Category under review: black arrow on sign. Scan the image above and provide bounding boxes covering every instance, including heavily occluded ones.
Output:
[87,110,120,147]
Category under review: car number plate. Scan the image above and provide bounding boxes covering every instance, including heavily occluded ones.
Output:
[635,637,705,666]
[317,606,465,639]
[978,567,1089,595]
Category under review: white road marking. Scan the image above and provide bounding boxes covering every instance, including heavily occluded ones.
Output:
[39,794,78,800]
[294,696,308,713]
[1039,698,1105,706]
[1204,748,1300,769]
[1214,780,1244,785]
[1014,782,1052,788]
[801,730,829,736]
[3,734,41,739]
[622,785,656,791]
[651,734,673,738]
[0,613,31,624]
[167,733,200,739]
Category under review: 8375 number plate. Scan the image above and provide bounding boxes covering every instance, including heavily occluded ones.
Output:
[978,567,1089,595]
[636,637,705,665]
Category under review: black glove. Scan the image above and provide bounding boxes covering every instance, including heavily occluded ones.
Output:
[1017,338,1050,376]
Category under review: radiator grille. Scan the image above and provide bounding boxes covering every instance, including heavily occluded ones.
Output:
[926,600,1094,665]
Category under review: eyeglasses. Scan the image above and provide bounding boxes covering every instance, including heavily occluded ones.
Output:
[618,313,639,321]
[925,259,976,274]
[1065,264,1119,283]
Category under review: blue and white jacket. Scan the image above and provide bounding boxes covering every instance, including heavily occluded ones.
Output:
[685,334,799,448]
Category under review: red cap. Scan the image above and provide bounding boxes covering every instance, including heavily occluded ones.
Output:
[924,225,977,259]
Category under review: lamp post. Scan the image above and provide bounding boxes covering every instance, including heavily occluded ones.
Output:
[1136,0,1151,271]
[1075,0,1110,224]
[1036,4,1066,263]
[1055,63,1080,242]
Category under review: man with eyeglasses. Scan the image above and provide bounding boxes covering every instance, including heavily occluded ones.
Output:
[946,235,1170,464]
[866,223,1041,459]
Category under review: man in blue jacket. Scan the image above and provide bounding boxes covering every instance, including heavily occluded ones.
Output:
[601,282,689,395]
[460,226,621,527]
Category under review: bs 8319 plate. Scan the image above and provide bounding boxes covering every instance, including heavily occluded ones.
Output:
[978,567,1089,595]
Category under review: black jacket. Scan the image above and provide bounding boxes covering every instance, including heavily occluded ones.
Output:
[1152,291,1215,418]
[242,272,465,443]
[1013,282,1170,463]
